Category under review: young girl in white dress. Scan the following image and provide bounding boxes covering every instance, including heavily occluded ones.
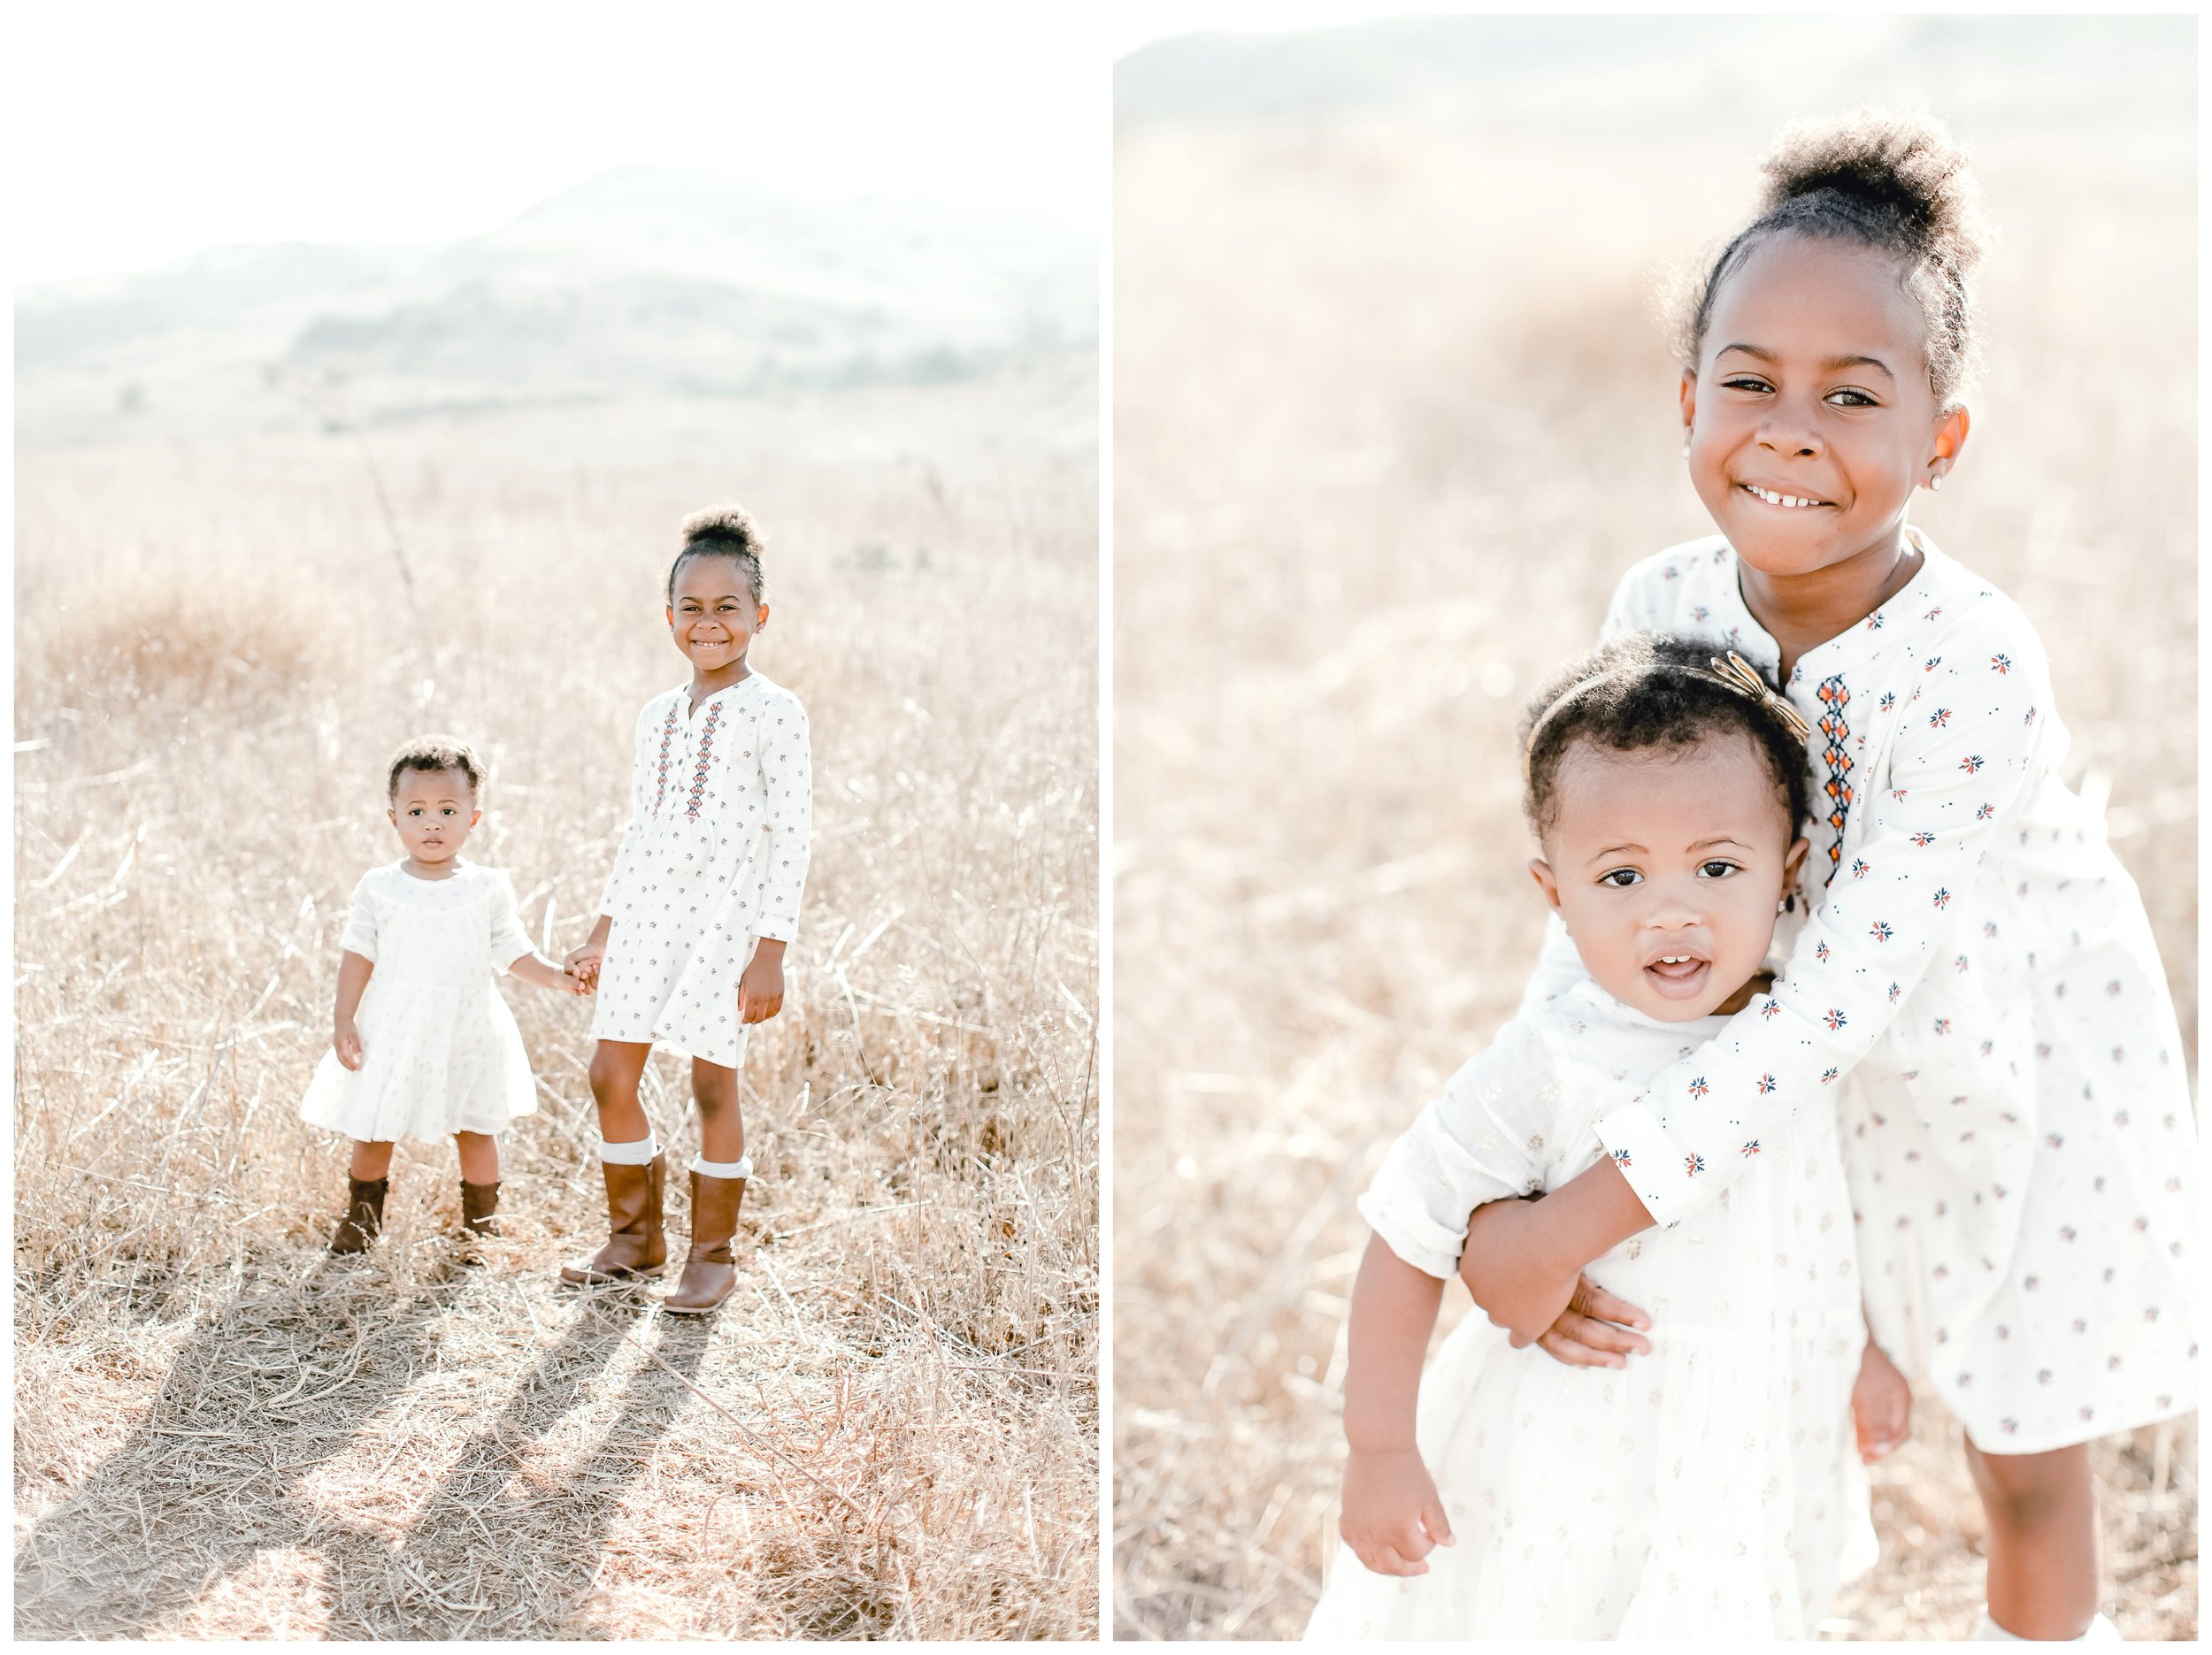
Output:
[1455,111,2193,1642]
[561,504,812,1315]
[303,736,588,1252]
[1308,634,1886,1641]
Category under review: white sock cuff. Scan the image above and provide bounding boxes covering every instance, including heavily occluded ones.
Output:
[597,1135,660,1166]
[690,1153,753,1179]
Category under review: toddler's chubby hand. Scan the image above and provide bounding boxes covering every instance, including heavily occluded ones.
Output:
[1853,1337,1911,1463]
[334,1018,365,1070]
[1340,1448,1455,1577]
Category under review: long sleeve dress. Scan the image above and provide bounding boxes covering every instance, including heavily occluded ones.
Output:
[299,860,539,1142]
[1524,529,2196,1452]
[590,671,812,1069]
[1304,977,1871,1642]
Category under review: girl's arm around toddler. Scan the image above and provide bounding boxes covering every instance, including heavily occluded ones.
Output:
[1465,576,2056,1340]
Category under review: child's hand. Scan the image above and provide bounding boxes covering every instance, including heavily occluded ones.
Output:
[1458,1195,1582,1348]
[1533,1274,1652,1368]
[562,964,593,996]
[1852,1336,1911,1462]
[562,941,603,993]
[333,1017,365,1070]
[738,946,784,1024]
[1340,1447,1455,1576]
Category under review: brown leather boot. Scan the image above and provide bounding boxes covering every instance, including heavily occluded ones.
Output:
[559,1154,666,1284]
[460,1179,501,1237]
[662,1169,746,1314]
[329,1176,387,1254]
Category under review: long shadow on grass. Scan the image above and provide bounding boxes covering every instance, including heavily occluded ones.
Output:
[12,1249,479,1638]
[334,1299,722,1637]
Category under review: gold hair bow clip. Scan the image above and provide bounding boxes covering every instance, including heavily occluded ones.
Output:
[1709,651,1811,743]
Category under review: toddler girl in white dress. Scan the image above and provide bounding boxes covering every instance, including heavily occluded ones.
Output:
[303,736,587,1253]
[562,504,812,1314]
[1308,635,1881,1641]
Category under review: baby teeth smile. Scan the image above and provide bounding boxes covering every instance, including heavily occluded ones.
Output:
[1743,484,1826,509]
[1656,955,1694,964]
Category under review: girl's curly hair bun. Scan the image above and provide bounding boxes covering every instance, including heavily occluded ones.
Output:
[1676,106,1991,409]
[679,503,763,546]
[1760,107,1989,270]
[666,502,770,607]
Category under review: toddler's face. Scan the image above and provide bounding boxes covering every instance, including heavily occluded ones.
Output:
[1681,231,1966,583]
[666,555,767,675]
[388,768,480,868]
[1530,733,1807,1022]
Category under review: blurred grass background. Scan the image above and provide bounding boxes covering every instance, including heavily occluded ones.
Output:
[1112,14,2195,1640]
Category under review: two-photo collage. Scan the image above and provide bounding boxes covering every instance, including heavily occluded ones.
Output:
[12,9,2198,1644]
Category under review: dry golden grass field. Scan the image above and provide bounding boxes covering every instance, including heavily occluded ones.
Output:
[1112,23,2196,1642]
[13,377,1098,1637]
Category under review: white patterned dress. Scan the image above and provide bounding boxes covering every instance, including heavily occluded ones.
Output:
[592,671,812,1069]
[300,861,539,1142]
[1306,977,1872,1642]
[1522,529,2196,1452]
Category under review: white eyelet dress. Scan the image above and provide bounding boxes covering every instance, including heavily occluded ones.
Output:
[590,672,812,1069]
[1304,977,1873,1641]
[299,861,539,1143]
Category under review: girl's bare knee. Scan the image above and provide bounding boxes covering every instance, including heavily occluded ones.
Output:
[691,1061,738,1116]
[1967,1440,2089,1533]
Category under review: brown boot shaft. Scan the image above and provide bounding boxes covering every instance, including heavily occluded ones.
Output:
[460,1179,502,1237]
[663,1170,747,1314]
[329,1176,388,1254]
[559,1153,667,1284]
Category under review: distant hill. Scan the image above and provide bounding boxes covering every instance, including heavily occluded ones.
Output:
[16,169,1095,438]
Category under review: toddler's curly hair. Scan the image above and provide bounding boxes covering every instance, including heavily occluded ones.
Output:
[666,503,770,608]
[1519,633,1810,840]
[1671,106,1991,410]
[387,734,488,798]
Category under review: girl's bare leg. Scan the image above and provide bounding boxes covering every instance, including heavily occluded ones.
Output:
[588,1040,654,1143]
[349,1140,396,1180]
[1964,1437,2098,1638]
[690,1058,745,1163]
[454,1131,500,1184]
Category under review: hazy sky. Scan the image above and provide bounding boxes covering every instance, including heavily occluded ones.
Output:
[12,3,1106,283]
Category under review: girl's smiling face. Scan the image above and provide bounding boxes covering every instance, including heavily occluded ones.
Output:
[1681,231,1970,584]
[666,553,768,678]
[1529,732,1808,1023]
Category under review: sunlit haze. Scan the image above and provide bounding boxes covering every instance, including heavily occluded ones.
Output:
[12,3,1101,285]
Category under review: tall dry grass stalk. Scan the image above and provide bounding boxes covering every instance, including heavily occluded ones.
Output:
[14,381,1098,1638]
[1112,110,2195,1639]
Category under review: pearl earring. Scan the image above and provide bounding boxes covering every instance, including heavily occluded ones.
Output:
[1930,472,1944,492]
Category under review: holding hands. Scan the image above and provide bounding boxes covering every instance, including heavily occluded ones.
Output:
[564,916,611,995]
